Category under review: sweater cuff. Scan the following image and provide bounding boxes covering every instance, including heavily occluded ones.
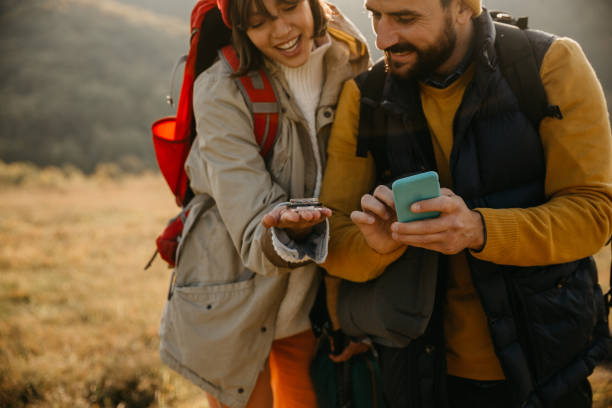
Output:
[271,218,329,264]
[469,208,520,262]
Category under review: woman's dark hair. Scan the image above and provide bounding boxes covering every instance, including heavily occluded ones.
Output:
[228,0,330,76]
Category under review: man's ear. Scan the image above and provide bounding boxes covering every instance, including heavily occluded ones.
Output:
[454,0,475,24]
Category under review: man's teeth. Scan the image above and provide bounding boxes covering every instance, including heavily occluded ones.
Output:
[277,37,299,51]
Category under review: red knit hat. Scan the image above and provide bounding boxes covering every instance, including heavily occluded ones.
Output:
[217,0,231,28]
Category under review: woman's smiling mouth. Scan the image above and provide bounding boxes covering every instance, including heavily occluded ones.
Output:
[276,35,301,53]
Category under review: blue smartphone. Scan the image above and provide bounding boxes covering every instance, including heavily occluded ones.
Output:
[392,171,441,222]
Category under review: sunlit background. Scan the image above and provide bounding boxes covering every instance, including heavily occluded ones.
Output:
[0,1,611,407]
[0,0,610,174]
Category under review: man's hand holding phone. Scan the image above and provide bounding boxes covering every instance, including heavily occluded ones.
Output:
[389,172,484,254]
[353,172,485,255]
[390,187,485,254]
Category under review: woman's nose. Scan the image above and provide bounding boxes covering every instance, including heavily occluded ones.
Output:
[271,16,292,38]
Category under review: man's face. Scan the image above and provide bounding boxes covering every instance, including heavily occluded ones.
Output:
[365,0,457,79]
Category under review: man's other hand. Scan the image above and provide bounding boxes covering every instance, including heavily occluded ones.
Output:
[391,188,485,254]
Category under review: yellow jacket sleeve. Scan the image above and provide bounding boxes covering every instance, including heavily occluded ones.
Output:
[320,79,405,282]
[472,38,612,265]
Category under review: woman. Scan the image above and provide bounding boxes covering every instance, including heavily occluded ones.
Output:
[158,0,370,407]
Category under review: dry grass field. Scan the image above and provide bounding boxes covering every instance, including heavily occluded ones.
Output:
[0,163,206,407]
[0,161,611,407]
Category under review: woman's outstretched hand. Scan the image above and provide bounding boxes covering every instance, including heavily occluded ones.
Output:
[261,205,332,240]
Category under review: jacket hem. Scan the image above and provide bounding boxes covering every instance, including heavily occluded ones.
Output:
[160,347,248,408]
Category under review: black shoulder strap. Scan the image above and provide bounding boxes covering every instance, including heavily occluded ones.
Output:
[356,59,387,157]
[494,22,562,128]
[355,59,391,183]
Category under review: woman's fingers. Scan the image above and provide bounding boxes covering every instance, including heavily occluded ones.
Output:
[274,207,331,229]
[261,206,283,228]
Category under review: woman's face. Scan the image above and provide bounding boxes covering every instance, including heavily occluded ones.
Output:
[245,0,315,68]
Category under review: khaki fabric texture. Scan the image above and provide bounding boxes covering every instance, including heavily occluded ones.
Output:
[159,10,371,408]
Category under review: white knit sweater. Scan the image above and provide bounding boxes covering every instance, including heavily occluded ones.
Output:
[272,38,332,339]
[278,37,331,197]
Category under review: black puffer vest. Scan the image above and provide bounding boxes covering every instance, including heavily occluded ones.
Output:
[355,11,611,408]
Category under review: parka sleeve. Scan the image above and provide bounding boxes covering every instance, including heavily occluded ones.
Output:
[188,68,320,276]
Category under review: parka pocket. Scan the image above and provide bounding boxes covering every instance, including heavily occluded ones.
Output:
[159,195,286,405]
[509,258,598,382]
[159,278,276,402]
[174,198,251,287]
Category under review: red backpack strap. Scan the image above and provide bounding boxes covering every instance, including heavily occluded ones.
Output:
[219,45,280,158]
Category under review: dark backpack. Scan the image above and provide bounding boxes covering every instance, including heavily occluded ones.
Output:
[356,11,563,180]
[146,1,280,268]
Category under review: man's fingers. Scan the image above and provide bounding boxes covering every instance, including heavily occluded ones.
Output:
[372,185,395,210]
[361,194,393,220]
[440,187,454,197]
[329,349,352,363]
[329,342,370,363]
[411,194,457,214]
[392,231,445,246]
[351,210,376,225]
[391,216,451,235]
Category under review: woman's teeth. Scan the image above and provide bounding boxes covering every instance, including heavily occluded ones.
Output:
[277,36,300,51]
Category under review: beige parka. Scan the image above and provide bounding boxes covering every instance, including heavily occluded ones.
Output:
[158,5,370,407]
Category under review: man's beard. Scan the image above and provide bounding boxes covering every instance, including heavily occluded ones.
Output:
[385,14,457,80]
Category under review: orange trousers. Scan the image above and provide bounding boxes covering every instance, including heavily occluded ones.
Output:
[207,329,318,408]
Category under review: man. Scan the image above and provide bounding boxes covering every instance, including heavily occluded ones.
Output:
[319,0,612,407]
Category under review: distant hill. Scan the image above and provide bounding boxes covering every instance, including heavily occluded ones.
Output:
[0,0,190,173]
[0,0,609,173]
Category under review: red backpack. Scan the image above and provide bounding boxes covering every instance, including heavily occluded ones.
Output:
[147,0,280,268]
